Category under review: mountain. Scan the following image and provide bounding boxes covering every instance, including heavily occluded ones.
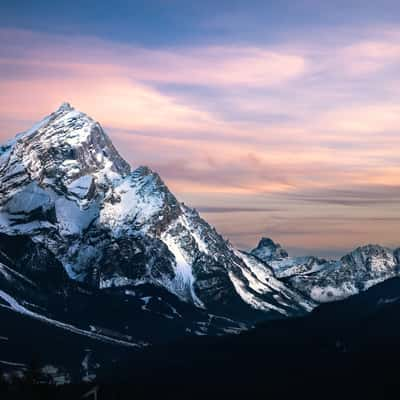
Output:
[1,103,399,387]
[251,237,400,302]
[0,104,316,381]
[0,103,314,319]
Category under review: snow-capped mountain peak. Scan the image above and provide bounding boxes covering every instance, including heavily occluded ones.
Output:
[0,104,313,321]
[57,101,73,112]
[0,103,130,202]
[340,244,398,272]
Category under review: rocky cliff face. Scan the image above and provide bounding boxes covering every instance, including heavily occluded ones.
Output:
[251,237,288,262]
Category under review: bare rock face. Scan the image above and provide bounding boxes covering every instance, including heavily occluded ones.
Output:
[251,237,288,262]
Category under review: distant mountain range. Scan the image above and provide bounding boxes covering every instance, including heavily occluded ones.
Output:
[0,103,399,386]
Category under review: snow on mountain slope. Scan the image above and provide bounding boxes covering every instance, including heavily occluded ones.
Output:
[291,245,400,302]
[0,238,248,355]
[230,250,314,315]
[0,103,313,322]
[0,289,141,348]
[251,238,400,303]
[250,237,329,278]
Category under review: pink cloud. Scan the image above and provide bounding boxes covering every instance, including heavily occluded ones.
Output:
[0,29,307,87]
[340,40,400,76]
[1,27,400,201]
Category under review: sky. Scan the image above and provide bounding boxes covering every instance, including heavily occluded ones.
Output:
[1,0,400,258]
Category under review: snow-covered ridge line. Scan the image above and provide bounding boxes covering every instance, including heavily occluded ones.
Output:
[0,290,142,348]
[0,360,26,367]
[0,261,37,287]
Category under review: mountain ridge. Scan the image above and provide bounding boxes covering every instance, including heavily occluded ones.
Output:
[251,237,400,302]
[0,103,399,383]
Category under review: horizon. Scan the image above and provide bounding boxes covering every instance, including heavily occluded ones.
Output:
[1,1,400,257]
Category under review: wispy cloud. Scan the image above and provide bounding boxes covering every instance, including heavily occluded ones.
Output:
[1,26,400,254]
[197,206,282,213]
[1,28,400,192]
[288,185,400,206]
